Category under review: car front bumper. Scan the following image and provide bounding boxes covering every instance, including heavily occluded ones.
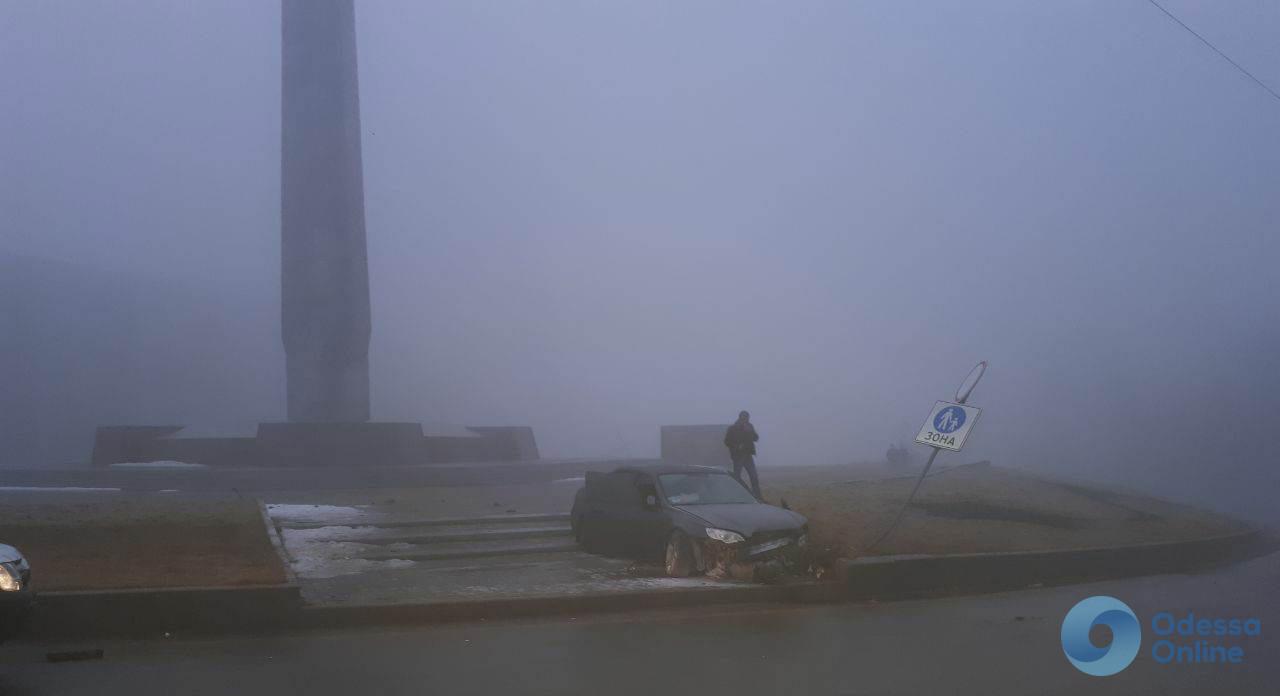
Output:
[698,531,804,574]
[745,536,794,557]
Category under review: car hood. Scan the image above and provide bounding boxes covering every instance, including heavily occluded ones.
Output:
[674,503,806,538]
[0,544,23,563]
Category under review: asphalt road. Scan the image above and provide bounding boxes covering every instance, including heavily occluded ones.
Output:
[2,551,1276,695]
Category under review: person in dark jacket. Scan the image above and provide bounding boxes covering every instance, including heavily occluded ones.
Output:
[724,410,761,498]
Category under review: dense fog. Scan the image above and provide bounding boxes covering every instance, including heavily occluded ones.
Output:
[3,2,1277,523]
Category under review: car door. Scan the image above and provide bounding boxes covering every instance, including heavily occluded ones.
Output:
[616,473,672,560]
[589,472,634,555]
[577,472,613,550]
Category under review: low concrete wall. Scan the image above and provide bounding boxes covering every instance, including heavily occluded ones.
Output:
[29,584,302,638]
[157,437,260,467]
[20,526,1271,638]
[90,426,185,466]
[839,529,1273,600]
[0,457,661,492]
[296,584,834,630]
[465,426,540,461]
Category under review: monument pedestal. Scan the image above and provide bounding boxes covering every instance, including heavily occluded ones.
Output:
[257,422,424,467]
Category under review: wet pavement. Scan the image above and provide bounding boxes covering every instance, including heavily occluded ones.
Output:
[3,550,1276,695]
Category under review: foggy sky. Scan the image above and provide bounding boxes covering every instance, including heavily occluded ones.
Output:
[3,2,1278,518]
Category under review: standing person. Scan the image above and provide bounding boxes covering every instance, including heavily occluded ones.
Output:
[724,410,761,499]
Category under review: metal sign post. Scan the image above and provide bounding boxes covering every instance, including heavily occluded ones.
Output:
[866,361,988,551]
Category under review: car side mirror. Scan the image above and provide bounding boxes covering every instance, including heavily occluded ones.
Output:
[644,494,658,508]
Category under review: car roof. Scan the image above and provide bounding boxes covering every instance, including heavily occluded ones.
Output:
[612,464,732,476]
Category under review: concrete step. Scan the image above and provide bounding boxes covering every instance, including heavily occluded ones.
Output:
[360,539,582,562]
[378,552,615,575]
[278,512,570,531]
[356,525,571,546]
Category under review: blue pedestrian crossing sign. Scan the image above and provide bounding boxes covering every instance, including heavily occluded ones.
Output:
[915,400,981,451]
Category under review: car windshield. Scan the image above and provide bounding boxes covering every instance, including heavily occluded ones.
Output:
[659,473,757,505]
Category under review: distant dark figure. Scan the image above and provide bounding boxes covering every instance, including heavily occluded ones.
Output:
[887,444,904,467]
[724,411,761,498]
[887,443,912,468]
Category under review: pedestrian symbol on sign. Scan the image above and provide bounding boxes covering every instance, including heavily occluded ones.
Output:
[933,406,966,434]
[916,401,980,452]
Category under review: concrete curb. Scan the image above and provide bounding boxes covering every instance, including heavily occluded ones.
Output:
[22,527,1273,639]
[294,529,1274,633]
[295,582,841,630]
[28,583,303,639]
[837,527,1275,600]
[259,499,301,586]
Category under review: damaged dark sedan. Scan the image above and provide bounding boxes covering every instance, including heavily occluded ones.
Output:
[571,465,808,577]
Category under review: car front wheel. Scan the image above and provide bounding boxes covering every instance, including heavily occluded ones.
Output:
[664,531,694,577]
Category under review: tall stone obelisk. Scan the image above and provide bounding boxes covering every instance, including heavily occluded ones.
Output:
[281,0,371,422]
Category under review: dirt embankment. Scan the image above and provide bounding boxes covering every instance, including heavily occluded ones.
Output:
[764,463,1249,559]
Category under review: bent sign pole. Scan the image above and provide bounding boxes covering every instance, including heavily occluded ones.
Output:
[867,361,988,552]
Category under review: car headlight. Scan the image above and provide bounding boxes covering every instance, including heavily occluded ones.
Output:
[0,563,21,592]
[705,528,744,544]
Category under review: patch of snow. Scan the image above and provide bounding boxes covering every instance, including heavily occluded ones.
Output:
[111,461,207,468]
[282,525,382,543]
[161,424,259,439]
[290,555,416,579]
[0,486,121,493]
[420,423,485,438]
[265,504,367,524]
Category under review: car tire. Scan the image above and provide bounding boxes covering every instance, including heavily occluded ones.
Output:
[665,531,694,577]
